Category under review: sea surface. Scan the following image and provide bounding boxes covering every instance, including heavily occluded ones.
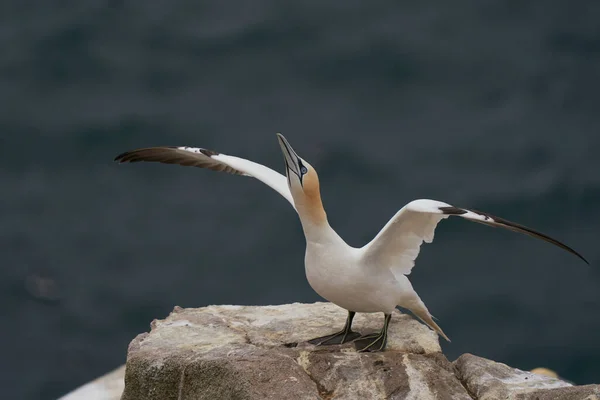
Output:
[1,1,600,399]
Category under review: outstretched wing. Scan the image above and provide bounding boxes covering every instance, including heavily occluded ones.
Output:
[114,146,295,208]
[361,199,587,276]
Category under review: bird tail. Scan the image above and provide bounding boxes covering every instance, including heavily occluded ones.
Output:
[407,303,451,342]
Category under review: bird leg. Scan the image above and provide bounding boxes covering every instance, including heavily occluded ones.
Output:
[354,313,392,352]
[307,311,361,345]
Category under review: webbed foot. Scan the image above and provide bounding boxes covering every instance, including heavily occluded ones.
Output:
[353,313,392,352]
[306,310,359,346]
[308,329,361,345]
[354,332,388,352]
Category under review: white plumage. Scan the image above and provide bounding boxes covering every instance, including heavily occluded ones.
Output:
[115,134,587,351]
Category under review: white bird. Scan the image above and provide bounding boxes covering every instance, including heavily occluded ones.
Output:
[115,133,587,352]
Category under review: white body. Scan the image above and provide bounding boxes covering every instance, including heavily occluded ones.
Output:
[292,195,454,340]
[115,135,586,342]
[303,224,412,315]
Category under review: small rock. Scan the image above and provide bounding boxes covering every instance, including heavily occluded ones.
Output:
[454,353,600,400]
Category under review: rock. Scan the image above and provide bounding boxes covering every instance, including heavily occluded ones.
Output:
[121,302,469,400]
[58,365,125,400]
[454,353,600,400]
[121,302,600,400]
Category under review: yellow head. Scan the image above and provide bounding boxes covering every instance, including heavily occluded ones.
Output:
[277,133,327,225]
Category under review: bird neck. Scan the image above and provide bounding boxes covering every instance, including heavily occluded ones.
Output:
[297,194,327,225]
[295,190,329,239]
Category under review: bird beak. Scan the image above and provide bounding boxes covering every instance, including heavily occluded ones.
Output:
[277,133,301,178]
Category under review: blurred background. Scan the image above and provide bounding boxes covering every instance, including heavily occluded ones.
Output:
[2,1,600,399]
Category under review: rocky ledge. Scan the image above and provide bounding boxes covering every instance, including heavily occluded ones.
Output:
[122,302,599,400]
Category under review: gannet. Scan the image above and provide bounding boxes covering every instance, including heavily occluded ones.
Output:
[115,133,588,352]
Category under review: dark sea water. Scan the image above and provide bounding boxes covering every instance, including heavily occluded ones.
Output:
[2,1,600,399]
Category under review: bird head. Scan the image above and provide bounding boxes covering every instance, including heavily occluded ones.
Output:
[277,133,326,224]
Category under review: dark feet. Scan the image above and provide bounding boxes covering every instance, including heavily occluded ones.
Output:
[353,332,388,352]
[307,310,359,346]
[354,313,392,352]
[308,329,361,346]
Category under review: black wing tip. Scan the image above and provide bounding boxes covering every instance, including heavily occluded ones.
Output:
[114,147,219,163]
[551,242,589,265]
[114,151,131,163]
[439,206,468,215]
[199,148,219,157]
[114,149,146,163]
[468,208,590,266]
[472,209,590,266]
[441,205,590,266]
[576,252,590,265]
[113,146,177,163]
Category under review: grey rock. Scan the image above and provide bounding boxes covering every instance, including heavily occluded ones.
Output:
[121,302,467,400]
[514,386,600,400]
[296,349,470,399]
[454,353,600,400]
[121,302,599,400]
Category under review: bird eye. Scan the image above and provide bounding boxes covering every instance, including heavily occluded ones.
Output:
[300,166,308,174]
